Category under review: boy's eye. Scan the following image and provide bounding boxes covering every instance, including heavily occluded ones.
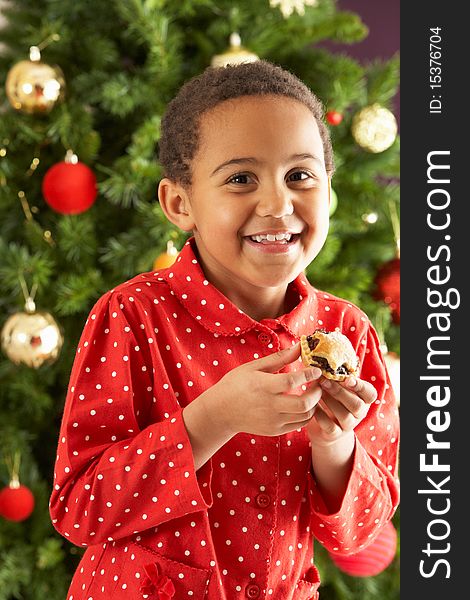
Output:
[288,170,311,182]
[227,173,252,185]
[227,171,312,184]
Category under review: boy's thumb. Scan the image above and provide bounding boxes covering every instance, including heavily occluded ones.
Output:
[256,342,301,373]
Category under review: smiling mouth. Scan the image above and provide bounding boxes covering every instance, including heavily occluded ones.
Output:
[245,233,301,244]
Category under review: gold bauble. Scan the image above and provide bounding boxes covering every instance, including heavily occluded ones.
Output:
[1,307,63,368]
[351,104,397,153]
[211,33,259,68]
[153,240,179,270]
[6,47,65,114]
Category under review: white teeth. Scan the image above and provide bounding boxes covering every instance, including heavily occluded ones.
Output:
[275,233,292,241]
[250,233,293,243]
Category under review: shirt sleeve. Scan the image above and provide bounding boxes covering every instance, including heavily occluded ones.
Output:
[49,290,213,548]
[308,320,400,554]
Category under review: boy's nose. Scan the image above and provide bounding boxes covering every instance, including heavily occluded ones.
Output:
[255,184,294,218]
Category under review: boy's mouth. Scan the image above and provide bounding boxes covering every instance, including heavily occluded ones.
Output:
[244,232,301,244]
[242,231,301,253]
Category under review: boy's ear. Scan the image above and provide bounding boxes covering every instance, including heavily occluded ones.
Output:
[157,178,195,232]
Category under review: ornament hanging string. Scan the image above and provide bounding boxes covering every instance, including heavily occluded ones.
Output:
[18,273,38,313]
[4,451,21,487]
[35,33,61,53]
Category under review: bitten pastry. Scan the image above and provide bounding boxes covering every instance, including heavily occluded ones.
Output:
[300,329,359,381]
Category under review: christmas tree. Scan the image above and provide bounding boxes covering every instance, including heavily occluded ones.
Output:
[0,1,399,598]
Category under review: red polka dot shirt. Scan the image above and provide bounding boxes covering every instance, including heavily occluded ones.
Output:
[50,237,399,600]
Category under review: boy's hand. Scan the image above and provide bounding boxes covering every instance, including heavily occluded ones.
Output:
[305,375,378,446]
[203,343,322,437]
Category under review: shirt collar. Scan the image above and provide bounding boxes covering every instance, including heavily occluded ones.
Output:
[160,237,318,338]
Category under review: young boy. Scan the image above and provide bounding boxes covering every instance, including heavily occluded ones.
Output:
[50,60,399,600]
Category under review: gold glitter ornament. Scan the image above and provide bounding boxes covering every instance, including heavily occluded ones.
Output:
[211,33,259,68]
[351,104,397,153]
[1,296,63,368]
[5,46,65,114]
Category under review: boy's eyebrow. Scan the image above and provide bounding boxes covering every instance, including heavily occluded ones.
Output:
[210,153,324,177]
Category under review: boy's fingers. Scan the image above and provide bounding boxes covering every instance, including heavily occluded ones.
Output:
[271,366,322,393]
[319,377,377,416]
[343,376,378,404]
[255,343,301,373]
[278,385,323,415]
[320,392,362,431]
[313,405,342,438]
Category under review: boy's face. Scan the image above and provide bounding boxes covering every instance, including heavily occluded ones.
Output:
[174,95,330,303]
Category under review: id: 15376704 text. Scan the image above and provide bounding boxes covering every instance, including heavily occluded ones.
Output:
[429,27,443,114]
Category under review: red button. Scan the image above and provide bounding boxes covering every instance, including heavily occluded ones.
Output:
[245,583,261,598]
[255,493,271,508]
[257,332,271,345]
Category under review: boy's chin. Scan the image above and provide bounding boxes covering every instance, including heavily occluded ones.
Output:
[248,268,300,289]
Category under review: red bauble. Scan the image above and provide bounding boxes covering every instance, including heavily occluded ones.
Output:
[0,483,35,522]
[42,160,97,214]
[329,521,397,577]
[374,257,400,324]
[326,110,343,125]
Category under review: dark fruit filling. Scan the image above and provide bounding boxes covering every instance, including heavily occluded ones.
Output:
[306,330,328,351]
[306,335,320,351]
[305,332,350,376]
[307,355,349,377]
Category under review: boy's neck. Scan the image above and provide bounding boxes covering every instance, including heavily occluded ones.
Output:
[214,282,292,322]
[190,239,299,321]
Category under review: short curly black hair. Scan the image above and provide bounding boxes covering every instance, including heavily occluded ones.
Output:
[158,60,334,187]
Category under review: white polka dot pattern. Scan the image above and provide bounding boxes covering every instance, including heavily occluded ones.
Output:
[50,237,399,600]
